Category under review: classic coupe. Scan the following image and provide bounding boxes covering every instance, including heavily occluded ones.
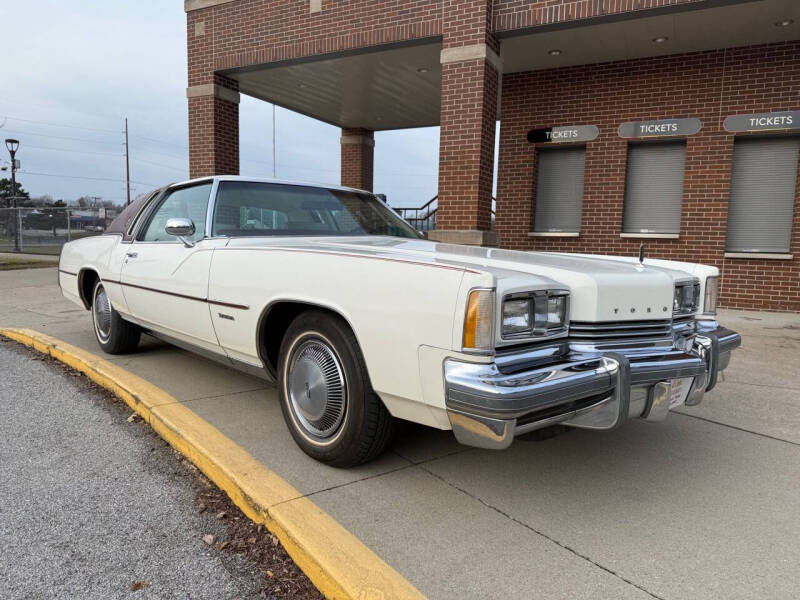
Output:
[58,176,740,466]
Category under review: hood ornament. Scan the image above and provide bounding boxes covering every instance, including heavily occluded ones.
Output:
[638,243,645,264]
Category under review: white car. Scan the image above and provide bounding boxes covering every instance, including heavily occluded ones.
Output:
[58,176,740,466]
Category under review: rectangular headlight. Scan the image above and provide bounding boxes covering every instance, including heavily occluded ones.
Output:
[703,276,719,314]
[541,294,568,332]
[502,291,568,339]
[502,298,533,336]
[674,281,700,315]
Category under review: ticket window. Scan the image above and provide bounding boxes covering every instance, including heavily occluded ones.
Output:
[726,137,800,254]
[532,146,586,234]
[623,141,686,234]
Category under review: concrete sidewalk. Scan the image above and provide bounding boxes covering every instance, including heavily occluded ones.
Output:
[2,267,799,599]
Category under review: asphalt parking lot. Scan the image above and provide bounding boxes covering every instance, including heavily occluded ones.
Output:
[2,265,799,599]
[0,341,319,599]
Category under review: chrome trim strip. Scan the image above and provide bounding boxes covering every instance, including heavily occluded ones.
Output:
[205,177,221,238]
[109,279,249,310]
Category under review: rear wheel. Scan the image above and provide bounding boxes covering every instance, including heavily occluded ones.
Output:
[91,280,141,355]
[277,311,394,467]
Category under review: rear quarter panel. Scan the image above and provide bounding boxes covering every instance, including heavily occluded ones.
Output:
[58,234,127,312]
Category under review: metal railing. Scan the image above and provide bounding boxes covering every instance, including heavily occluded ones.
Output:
[391,195,496,232]
[0,207,111,255]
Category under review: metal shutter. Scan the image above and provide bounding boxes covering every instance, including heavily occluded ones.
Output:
[726,137,800,253]
[623,142,686,234]
[533,147,585,233]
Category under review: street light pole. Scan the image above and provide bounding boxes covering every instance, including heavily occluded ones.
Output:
[5,138,20,252]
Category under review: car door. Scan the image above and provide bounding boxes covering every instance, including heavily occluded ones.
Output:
[120,181,226,353]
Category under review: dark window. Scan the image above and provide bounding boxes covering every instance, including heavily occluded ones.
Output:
[533,147,585,233]
[211,181,421,239]
[623,141,686,234]
[726,137,799,253]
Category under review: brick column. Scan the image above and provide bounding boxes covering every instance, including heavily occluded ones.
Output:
[187,75,240,178]
[429,0,499,246]
[340,128,374,191]
[186,6,239,178]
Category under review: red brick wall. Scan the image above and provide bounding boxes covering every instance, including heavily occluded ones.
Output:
[341,128,374,191]
[189,0,441,78]
[443,0,498,51]
[492,0,710,32]
[495,41,800,311]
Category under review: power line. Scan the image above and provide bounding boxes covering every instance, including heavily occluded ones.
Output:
[1,115,121,134]
[21,143,123,158]
[129,134,188,151]
[18,170,159,187]
[130,147,188,163]
[0,128,122,146]
[131,156,188,173]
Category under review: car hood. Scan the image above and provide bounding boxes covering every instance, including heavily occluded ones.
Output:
[224,236,695,321]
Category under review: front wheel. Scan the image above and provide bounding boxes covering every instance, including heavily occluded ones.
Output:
[91,280,141,355]
[277,311,394,467]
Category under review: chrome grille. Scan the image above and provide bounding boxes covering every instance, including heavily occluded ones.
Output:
[569,319,674,342]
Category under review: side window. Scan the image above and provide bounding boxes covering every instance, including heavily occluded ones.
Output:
[141,183,212,242]
[212,181,292,236]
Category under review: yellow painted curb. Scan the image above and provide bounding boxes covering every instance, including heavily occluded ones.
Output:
[1,328,426,600]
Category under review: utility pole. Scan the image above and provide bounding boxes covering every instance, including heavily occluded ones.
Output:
[124,118,131,206]
[272,105,276,178]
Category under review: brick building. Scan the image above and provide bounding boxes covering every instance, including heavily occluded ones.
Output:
[185,0,800,311]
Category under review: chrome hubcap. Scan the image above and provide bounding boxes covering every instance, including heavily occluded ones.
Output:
[287,338,346,439]
[93,285,112,343]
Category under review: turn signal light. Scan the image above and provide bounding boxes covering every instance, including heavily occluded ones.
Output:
[463,289,494,352]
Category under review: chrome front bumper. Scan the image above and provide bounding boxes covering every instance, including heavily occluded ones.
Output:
[445,324,741,449]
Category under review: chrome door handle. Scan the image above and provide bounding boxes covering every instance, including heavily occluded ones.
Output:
[126,252,138,258]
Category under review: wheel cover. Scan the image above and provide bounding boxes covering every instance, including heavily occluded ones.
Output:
[93,285,112,343]
[287,338,347,439]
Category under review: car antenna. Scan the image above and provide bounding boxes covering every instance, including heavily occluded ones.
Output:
[638,243,645,264]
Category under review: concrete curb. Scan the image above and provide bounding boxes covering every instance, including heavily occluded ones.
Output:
[1,328,425,600]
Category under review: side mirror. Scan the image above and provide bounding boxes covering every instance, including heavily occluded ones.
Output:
[165,217,196,248]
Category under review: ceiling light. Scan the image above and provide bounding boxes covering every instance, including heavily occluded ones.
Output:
[775,19,793,27]
[417,67,429,73]
[652,36,668,43]
[548,49,562,56]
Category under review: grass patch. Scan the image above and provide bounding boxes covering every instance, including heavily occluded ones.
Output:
[0,257,58,271]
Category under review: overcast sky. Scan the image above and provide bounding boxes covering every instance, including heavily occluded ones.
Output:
[2,1,449,208]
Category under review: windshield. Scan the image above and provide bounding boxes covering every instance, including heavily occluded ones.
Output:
[211,181,421,239]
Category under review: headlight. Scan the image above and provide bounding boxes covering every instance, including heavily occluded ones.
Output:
[673,281,700,315]
[462,289,494,352]
[703,276,719,314]
[502,291,568,339]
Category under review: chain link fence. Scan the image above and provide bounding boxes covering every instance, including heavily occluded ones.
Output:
[0,207,115,255]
